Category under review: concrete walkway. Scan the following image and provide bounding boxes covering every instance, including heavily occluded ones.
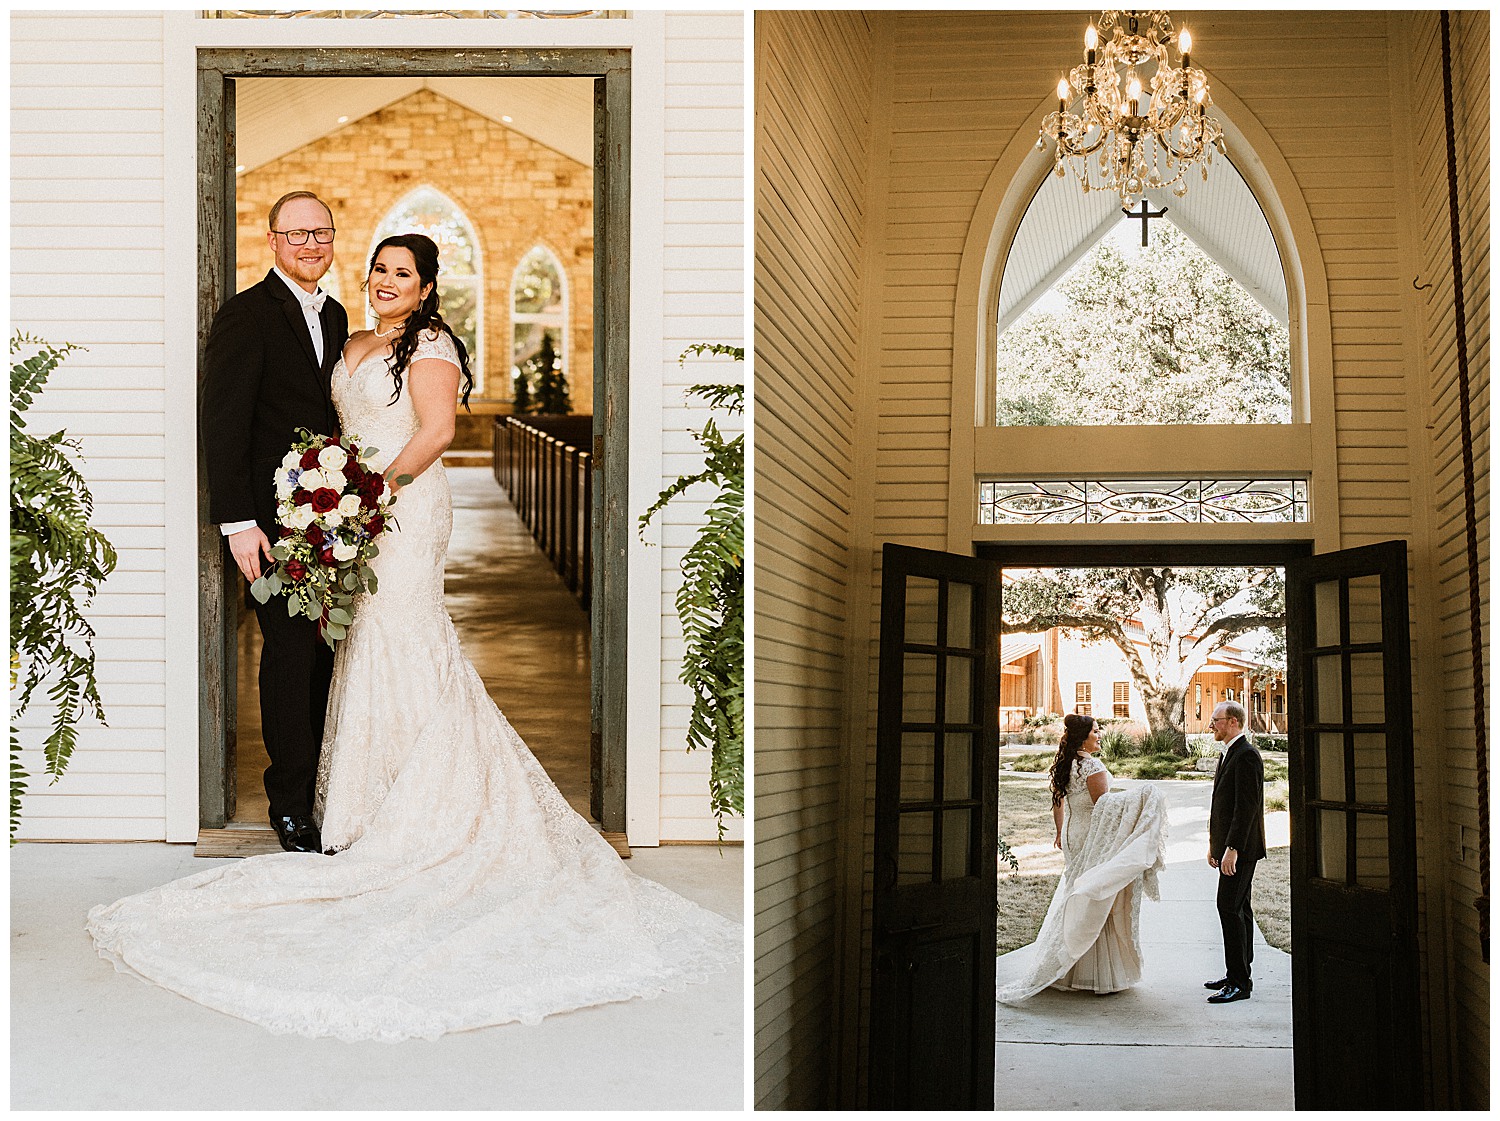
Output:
[995,779,1293,1110]
[12,841,743,1110]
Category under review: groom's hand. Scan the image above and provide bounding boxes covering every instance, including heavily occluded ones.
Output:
[1220,848,1238,876]
[228,525,274,582]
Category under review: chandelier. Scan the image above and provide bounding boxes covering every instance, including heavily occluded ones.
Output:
[1038,10,1225,206]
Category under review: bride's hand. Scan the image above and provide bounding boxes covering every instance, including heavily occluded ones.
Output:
[1053,831,1062,850]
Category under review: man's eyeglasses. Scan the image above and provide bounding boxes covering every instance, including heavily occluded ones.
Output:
[272,228,336,245]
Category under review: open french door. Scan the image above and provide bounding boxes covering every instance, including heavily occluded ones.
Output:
[1286,539,1421,1107]
[868,543,1001,1108]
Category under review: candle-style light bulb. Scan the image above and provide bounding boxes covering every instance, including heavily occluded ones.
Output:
[1058,78,1070,101]
[1127,76,1143,116]
[1179,28,1192,70]
[1085,22,1098,65]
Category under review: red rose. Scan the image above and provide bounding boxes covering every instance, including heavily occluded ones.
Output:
[284,560,307,582]
[305,525,325,548]
[345,453,359,473]
[317,545,336,566]
[279,526,294,539]
[300,447,322,469]
[310,488,340,513]
[366,513,385,537]
[295,490,314,506]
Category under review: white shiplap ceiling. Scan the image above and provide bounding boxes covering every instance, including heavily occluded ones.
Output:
[998,153,1289,331]
[234,75,595,172]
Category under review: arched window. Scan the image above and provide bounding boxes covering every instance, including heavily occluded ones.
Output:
[511,245,568,398]
[371,186,483,391]
[995,157,1290,427]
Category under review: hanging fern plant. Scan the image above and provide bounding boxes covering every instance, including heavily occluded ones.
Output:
[639,343,744,837]
[10,333,117,841]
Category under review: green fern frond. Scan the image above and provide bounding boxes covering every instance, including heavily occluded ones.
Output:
[10,332,113,841]
[640,345,746,839]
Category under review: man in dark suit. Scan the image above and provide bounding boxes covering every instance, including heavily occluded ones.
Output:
[201,190,349,853]
[1204,699,1267,1003]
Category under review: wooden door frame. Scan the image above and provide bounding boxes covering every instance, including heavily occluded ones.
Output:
[195,47,632,832]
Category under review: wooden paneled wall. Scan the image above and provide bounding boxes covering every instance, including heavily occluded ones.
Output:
[816,11,1488,1104]
[1407,10,1490,1109]
[753,9,874,1110]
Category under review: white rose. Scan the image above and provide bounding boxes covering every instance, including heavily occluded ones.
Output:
[321,468,347,492]
[280,449,303,471]
[331,539,358,562]
[337,494,363,518]
[318,444,347,471]
[288,504,317,531]
[298,467,325,492]
[322,508,344,528]
[275,475,296,500]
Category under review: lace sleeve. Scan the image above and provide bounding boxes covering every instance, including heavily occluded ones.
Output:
[411,329,461,369]
[1078,755,1107,779]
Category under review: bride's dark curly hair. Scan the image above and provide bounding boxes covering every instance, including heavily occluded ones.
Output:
[365,233,473,410]
[1049,713,1097,807]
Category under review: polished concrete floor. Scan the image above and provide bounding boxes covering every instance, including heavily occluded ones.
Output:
[232,466,593,826]
[13,841,743,1110]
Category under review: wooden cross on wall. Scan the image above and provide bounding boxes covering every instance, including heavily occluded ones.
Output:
[1124,198,1168,246]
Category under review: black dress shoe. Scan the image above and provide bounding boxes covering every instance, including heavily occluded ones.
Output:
[1207,984,1251,1004]
[270,814,323,854]
[1204,977,1231,990]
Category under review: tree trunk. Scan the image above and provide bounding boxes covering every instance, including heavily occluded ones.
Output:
[1140,685,1189,757]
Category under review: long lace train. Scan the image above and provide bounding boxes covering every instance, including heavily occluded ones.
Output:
[996,783,1168,1003]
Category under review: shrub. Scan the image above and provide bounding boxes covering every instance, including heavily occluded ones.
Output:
[1254,733,1288,754]
[1108,753,1184,780]
[1265,779,1289,812]
[1263,758,1289,782]
[1009,751,1054,773]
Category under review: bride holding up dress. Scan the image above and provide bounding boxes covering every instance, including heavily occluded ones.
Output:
[996,713,1167,1003]
[87,234,742,1042]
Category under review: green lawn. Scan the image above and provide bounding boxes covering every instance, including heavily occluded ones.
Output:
[997,771,1063,953]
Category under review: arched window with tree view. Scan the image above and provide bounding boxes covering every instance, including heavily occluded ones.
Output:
[996,157,1290,427]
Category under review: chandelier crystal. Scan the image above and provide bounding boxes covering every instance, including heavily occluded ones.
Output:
[1038,10,1226,206]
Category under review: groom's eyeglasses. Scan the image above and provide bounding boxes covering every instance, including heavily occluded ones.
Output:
[273,228,336,245]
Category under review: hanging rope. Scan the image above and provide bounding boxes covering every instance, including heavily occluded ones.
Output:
[1439,9,1488,961]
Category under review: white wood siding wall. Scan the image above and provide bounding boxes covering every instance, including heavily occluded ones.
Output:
[12,12,171,840]
[822,11,1484,1101]
[657,11,746,843]
[753,10,872,1110]
[1408,11,1490,1107]
[10,10,742,846]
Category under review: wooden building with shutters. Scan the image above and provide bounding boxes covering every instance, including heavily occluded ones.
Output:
[754,10,1487,1110]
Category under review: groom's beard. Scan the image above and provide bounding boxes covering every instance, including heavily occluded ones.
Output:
[283,254,332,287]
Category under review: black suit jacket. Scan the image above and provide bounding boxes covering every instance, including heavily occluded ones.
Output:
[201,270,348,534]
[1209,734,1267,862]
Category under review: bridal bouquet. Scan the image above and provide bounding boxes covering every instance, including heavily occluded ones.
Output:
[249,428,410,648]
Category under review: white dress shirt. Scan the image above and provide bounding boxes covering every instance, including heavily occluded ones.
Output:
[220,268,327,538]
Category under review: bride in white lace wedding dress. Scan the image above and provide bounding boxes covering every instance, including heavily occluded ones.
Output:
[996,714,1167,1003]
[87,235,741,1042]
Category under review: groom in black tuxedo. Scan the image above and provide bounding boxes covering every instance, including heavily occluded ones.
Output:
[1204,699,1267,1003]
[201,190,349,854]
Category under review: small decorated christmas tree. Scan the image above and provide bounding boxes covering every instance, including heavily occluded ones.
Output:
[532,332,571,415]
[511,364,534,415]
